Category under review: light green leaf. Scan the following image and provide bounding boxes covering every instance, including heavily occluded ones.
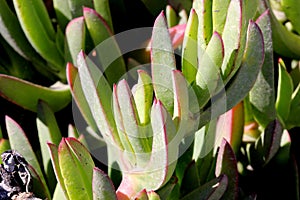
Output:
[0,74,71,112]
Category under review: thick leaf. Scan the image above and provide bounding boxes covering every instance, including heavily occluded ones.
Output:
[166,5,178,28]
[262,119,284,164]
[0,74,71,112]
[68,0,93,18]
[48,143,69,199]
[287,83,300,128]
[180,174,228,200]
[132,70,153,125]
[192,0,213,47]
[182,9,198,84]
[53,0,72,30]
[67,62,98,132]
[181,161,200,195]
[276,59,293,123]
[53,183,68,200]
[156,176,178,199]
[250,10,276,127]
[199,20,264,128]
[0,0,44,62]
[151,12,176,114]
[5,116,51,199]
[37,100,62,191]
[215,102,244,154]
[65,17,86,65]
[212,0,231,33]
[220,0,242,78]
[215,139,238,200]
[92,167,117,200]
[113,79,151,166]
[84,7,126,86]
[12,0,64,70]
[196,31,224,108]
[58,138,94,200]
[77,51,123,148]
[94,0,114,32]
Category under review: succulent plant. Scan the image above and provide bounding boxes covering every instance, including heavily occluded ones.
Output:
[0,0,299,199]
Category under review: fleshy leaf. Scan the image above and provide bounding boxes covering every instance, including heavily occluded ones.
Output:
[92,167,117,200]
[58,138,94,200]
[94,0,114,32]
[212,0,231,33]
[37,100,62,191]
[151,12,176,114]
[250,10,276,127]
[215,139,238,200]
[84,7,126,86]
[275,59,293,123]
[215,102,244,154]
[182,9,198,84]
[67,62,98,132]
[77,51,123,148]
[65,16,86,65]
[0,74,71,112]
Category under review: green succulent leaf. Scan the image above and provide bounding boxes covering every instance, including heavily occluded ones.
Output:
[5,116,51,199]
[77,51,122,148]
[37,100,62,191]
[53,0,72,30]
[156,176,178,199]
[212,0,231,33]
[12,0,64,70]
[65,16,86,65]
[83,7,126,86]
[215,139,238,200]
[58,138,95,200]
[68,0,93,18]
[0,0,44,63]
[193,0,213,48]
[94,0,114,32]
[180,174,228,200]
[166,5,178,28]
[276,59,293,123]
[48,143,69,199]
[132,70,153,125]
[182,9,198,84]
[286,83,300,128]
[200,20,264,127]
[67,62,98,133]
[151,12,176,114]
[92,167,117,200]
[0,74,71,112]
[250,10,276,128]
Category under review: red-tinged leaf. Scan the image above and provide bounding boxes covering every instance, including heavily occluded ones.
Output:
[151,12,176,114]
[147,191,160,200]
[166,5,178,28]
[67,62,98,133]
[92,167,117,200]
[0,75,71,112]
[77,51,123,148]
[65,16,85,65]
[180,174,228,200]
[134,189,148,200]
[215,102,244,154]
[84,7,126,86]
[200,20,264,127]
[94,0,114,32]
[48,143,69,199]
[58,138,94,200]
[5,116,51,198]
[215,139,238,200]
